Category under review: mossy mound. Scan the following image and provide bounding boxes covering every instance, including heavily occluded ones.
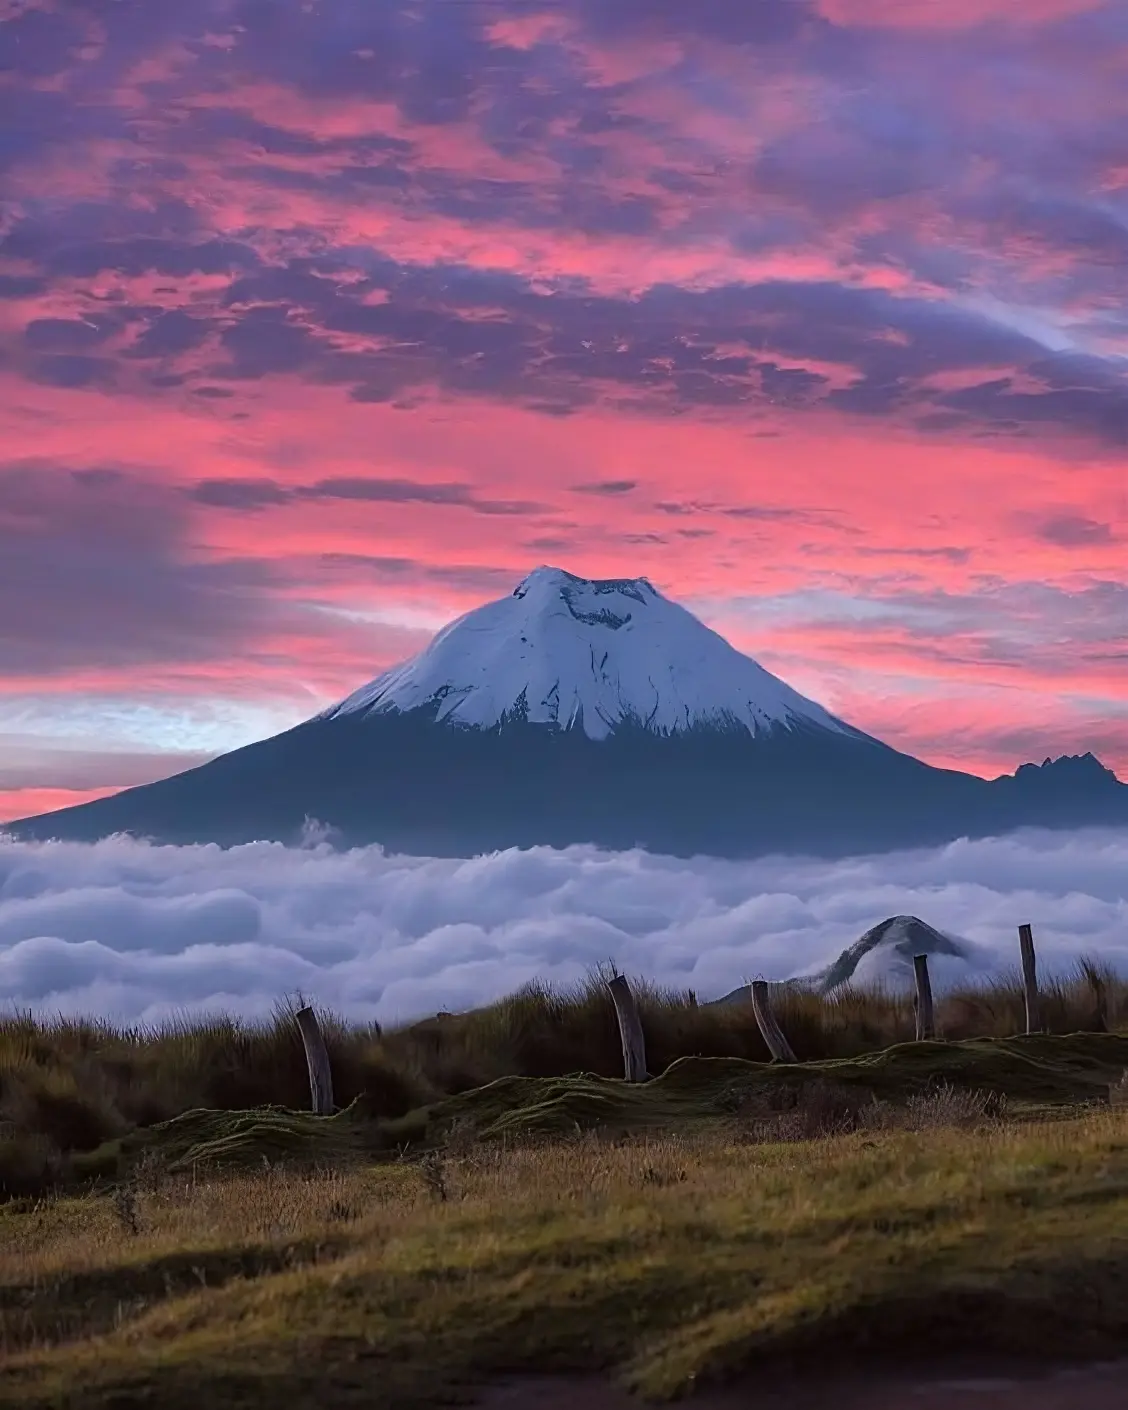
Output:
[386,1032,1128,1148]
[111,1099,380,1175]
[820,1031,1128,1099]
[105,1033,1128,1176]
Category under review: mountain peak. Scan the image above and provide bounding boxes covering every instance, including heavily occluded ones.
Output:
[1009,751,1120,786]
[513,565,658,603]
[326,565,854,741]
[507,566,661,627]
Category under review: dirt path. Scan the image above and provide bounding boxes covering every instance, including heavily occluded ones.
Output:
[473,1358,1128,1408]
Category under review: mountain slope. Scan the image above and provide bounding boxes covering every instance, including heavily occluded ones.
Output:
[325,566,856,740]
[7,567,1128,858]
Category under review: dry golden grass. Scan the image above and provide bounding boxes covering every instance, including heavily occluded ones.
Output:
[3,1093,1128,1407]
[2,959,1123,1199]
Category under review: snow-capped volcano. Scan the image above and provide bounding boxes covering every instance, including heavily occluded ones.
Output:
[325,566,850,741]
[9,564,1128,858]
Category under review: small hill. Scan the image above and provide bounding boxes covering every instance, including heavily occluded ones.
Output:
[709,913,987,1005]
[815,914,986,994]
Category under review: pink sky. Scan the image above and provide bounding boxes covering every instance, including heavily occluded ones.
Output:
[1,0,1126,821]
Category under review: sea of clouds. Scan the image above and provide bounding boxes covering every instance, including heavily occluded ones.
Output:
[1,828,1127,1028]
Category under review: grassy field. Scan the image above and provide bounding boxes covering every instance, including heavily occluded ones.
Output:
[1,959,1123,1198]
[4,967,1128,1405]
[4,1080,1128,1408]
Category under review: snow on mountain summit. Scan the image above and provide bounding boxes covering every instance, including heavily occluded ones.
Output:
[326,566,852,741]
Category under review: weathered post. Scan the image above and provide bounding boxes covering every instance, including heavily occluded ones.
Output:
[751,980,798,1064]
[294,1004,334,1115]
[607,973,649,1082]
[1018,923,1042,1035]
[913,953,935,1041]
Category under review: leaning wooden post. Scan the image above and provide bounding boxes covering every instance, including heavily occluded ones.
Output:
[913,953,935,1041]
[1018,924,1042,1034]
[607,973,648,1082]
[294,1005,334,1115]
[751,980,797,1064]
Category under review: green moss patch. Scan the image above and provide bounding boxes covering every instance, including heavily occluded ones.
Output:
[100,1034,1128,1178]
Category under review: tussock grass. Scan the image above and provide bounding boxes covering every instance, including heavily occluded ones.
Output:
[2,961,1125,1200]
[81,1033,1118,1180]
[4,1101,1128,1406]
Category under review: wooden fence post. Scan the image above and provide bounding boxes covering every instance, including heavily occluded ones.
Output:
[607,973,649,1082]
[913,953,935,1041]
[751,980,797,1064]
[1018,924,1042,1035]
[294,1005,334,1115]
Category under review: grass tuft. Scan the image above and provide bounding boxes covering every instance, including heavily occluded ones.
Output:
[1,957,1126,1201]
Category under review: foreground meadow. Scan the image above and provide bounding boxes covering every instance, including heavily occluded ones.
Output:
[4,965,1128,1405]
[2,960,1123,1198]
[3,1093,1128,1408]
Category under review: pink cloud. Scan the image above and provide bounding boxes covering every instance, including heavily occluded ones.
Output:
[2,0,1126,806]
[816,0,1103,29]
[0,787,118,823]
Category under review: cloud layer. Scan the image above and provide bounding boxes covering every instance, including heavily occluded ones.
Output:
[1,0,1126,812]
[2,830,1126,1027]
